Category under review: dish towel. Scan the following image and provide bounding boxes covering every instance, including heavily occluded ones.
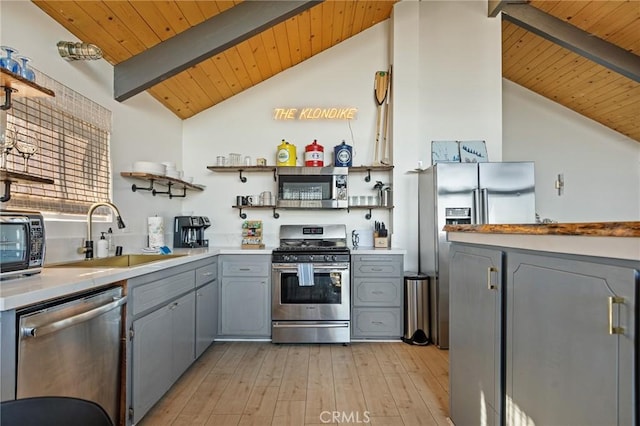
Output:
[297,263,315,286]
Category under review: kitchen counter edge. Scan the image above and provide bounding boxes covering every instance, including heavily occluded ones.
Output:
[445,223,640,262]
[0,247,261,311]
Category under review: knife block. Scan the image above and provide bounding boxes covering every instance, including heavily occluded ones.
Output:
[374,237,388,248]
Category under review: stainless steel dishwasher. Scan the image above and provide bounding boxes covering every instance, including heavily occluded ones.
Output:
[15,286,126,425]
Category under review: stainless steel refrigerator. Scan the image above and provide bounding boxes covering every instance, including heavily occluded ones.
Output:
[418,162,536,348]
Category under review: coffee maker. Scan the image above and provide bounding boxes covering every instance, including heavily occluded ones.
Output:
[173,216,210,248]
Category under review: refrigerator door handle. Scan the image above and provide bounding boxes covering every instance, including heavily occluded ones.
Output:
[481,188,489,224]
[472,188,481,224]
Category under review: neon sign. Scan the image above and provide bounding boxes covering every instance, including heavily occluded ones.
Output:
[273,107,358,120]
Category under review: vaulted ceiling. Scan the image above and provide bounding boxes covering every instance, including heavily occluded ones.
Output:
[33,0,640,143]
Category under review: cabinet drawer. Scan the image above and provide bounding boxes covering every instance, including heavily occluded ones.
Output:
[352,260,402,277]
[196,263,217,287]
[353,278,402,307]
[132,270,195,316]
[222,260,269,277]
[352,307,402,337]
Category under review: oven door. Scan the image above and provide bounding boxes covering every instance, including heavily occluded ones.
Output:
[271,263,350,321]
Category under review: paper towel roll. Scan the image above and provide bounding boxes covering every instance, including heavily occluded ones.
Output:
[148,216,164,248]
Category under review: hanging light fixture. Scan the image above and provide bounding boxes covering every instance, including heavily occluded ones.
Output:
[57,41,103,61]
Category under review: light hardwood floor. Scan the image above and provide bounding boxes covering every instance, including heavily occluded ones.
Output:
[140,342,450,425]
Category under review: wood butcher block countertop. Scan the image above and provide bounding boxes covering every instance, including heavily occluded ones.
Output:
[443,221,640,237]
[444,222,640,262]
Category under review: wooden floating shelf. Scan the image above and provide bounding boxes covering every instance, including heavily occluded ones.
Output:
[0,169,54,185]
[1,69,55,98]
[207,166,276,172]
[120,172,204,191]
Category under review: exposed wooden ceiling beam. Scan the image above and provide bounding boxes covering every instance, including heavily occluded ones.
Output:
[499,3,640,83]
[114,0,322,102]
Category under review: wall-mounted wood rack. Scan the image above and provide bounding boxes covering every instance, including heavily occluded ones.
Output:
[1,71,56,202]
[233,205,279,219]
[0,170,54,202]
[1,68,55,110]
[207,165,276,183]
[349,165,394,182]
[120,172,204,199]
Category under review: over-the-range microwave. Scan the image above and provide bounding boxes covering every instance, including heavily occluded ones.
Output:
[276,166,348,209]
[0,210,46,279]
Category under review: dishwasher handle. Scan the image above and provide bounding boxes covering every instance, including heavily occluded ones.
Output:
[21,296,127,338]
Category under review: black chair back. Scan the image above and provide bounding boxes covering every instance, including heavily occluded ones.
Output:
[0,396,113,426]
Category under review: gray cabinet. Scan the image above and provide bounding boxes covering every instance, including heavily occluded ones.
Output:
[351,254,403,339]
[132,291,194,423]
[448,243,639,426]
[126,257,217,425]
[506,252,636,426]
[449,244,502,426]
[219,255,271,338]
[195,261,218,358]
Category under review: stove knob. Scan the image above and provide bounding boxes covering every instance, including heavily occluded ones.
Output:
[324,255,333,262]
[308,255,314,262]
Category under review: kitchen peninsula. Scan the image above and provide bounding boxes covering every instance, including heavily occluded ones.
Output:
[446,221,639,426]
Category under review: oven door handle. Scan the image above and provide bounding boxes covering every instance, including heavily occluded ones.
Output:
[272,322,350,329]
[21,296,127,338]
[272,264,349,271]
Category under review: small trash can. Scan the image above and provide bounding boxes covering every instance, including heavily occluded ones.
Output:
[403,272,430,345]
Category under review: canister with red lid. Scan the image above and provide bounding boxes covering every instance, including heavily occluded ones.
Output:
[304,139,324,166]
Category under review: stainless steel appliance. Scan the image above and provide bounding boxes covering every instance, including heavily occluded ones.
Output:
[276,167,348,209]
[0,210,45,279]
[272,224,351,343]
[418,162,535,348]
[173,216,210,248]
[15,286,127,425]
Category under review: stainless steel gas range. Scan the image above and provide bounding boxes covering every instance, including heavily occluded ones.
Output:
[271,224,350,344]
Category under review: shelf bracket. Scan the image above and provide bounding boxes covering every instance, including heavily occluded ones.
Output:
[1,86,17,111]
[238,170,247,183]
[1,180,11,202]
[152,182,186,199]
[238,207,247,219]
[131,179,155,193]
[364,169,372,182]
[273,208,279,219]
[365,209,372,220]
[273,169,277,182]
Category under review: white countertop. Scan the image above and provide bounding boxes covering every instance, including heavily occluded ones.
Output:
[1,246,406,311]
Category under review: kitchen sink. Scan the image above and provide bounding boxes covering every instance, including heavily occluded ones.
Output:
[46,254,186,268]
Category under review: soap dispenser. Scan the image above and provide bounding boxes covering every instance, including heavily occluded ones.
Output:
[97,232,108,258]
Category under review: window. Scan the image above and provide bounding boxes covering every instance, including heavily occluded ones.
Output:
[3,70,112,215]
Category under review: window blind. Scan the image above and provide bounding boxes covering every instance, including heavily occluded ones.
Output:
[3,70,112,215]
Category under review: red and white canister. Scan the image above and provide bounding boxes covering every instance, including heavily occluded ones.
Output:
[304,139,324,167]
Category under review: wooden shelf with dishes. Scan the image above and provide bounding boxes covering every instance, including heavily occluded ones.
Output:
[207,165,276,183]
[1,68,55,110]
[1,69,56,202]
[120,172,204,199]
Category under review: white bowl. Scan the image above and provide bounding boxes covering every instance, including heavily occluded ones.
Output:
[133,161,166,176]
[165,169,180,179]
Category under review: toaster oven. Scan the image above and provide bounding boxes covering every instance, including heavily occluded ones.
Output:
[0,210,45,279]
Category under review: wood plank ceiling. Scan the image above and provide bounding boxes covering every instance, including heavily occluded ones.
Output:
[32,0,640,143]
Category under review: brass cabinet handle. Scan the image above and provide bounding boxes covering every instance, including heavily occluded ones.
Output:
[608,296,624,335]
[487,266,498,290]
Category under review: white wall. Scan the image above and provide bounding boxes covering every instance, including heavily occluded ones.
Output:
[1,1,183,263]
[503,79,640,222]
[182,21,392,248]
[392,1,503,270]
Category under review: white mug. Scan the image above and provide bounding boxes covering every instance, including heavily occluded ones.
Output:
[259,191,272,206]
